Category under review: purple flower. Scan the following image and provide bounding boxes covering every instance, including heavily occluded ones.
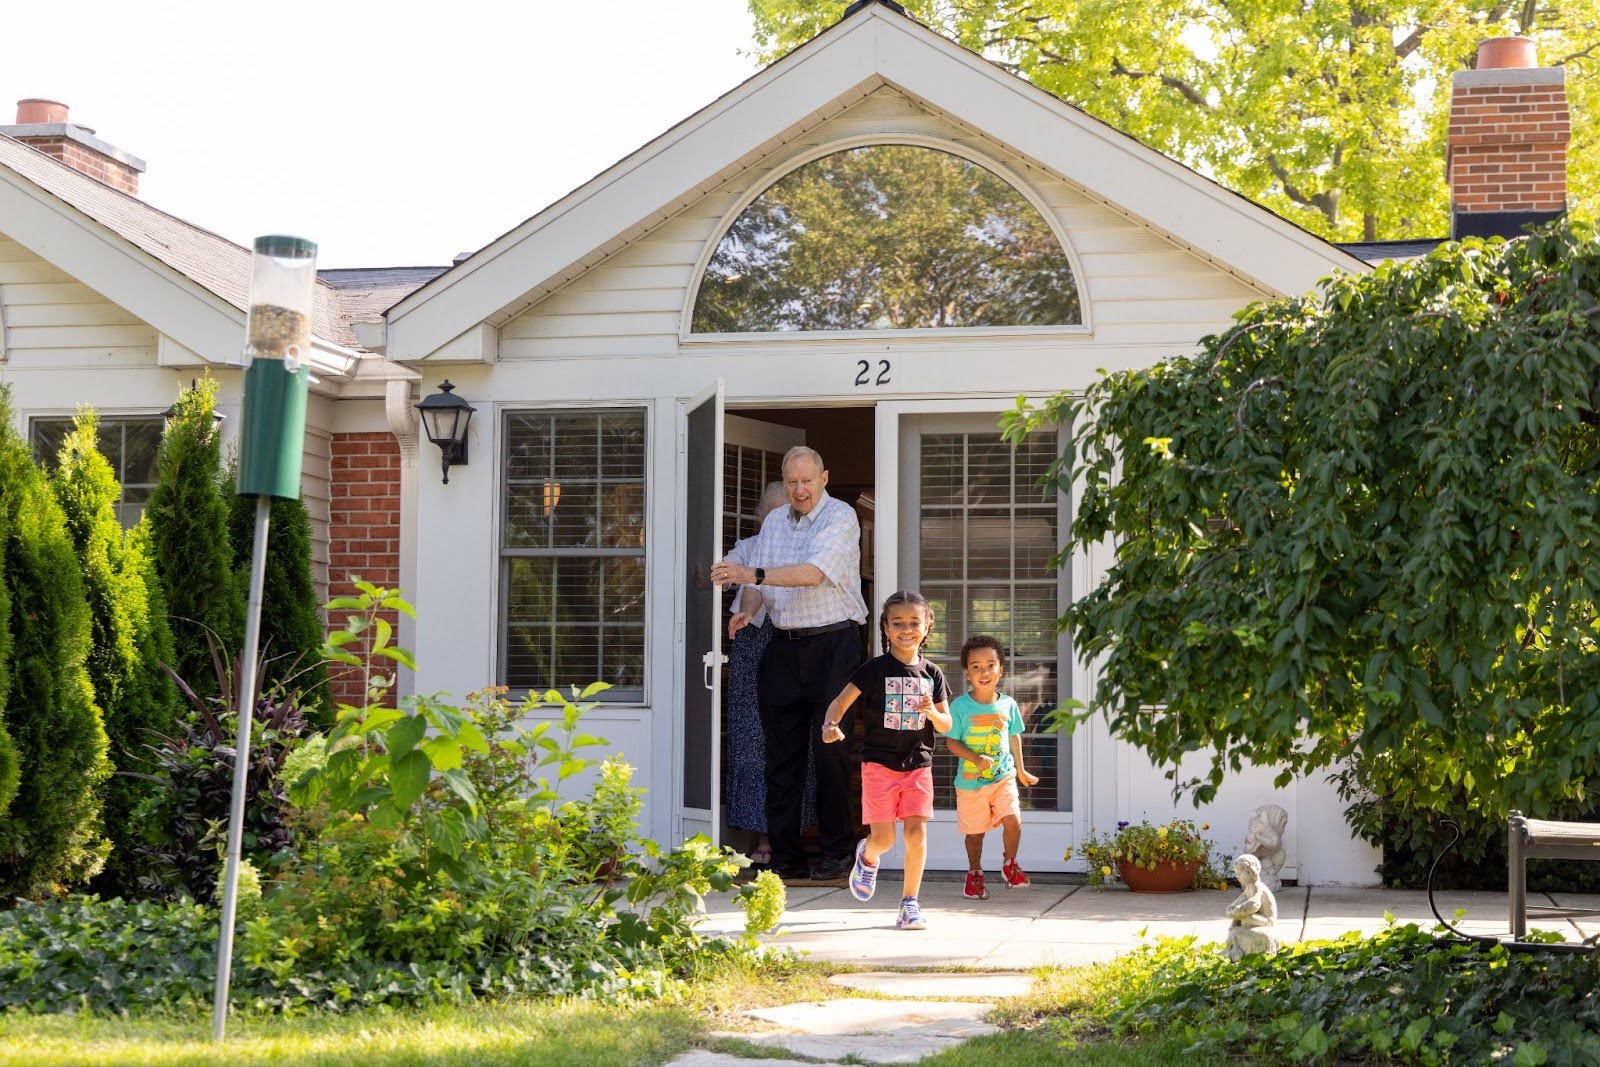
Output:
[1117,820,1129,829]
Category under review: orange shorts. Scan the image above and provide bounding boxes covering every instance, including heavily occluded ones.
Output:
[861,762,935,824]
[954,776,1022,835]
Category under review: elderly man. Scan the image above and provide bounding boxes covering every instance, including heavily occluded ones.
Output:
[711,445,867,881]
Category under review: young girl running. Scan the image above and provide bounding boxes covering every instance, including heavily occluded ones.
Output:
[820,590,953,930]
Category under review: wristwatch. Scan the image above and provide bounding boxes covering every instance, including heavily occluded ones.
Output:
[754,567,766,585]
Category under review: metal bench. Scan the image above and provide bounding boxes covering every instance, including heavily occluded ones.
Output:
[1508,810,1600,939]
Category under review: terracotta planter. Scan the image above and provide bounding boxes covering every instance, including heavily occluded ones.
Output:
[1116,858,1201,893]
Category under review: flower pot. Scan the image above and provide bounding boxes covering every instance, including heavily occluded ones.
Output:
[1116,858,1201,893]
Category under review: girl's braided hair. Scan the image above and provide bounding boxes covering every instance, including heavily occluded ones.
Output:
[879,590,934,652]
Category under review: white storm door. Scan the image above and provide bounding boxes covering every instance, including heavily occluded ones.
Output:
[678,381,724,843]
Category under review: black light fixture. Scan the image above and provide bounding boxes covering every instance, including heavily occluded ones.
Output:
[416,380,476,484]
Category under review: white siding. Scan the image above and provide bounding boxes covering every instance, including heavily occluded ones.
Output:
[500,88,1266,367]
[0,235,158,368]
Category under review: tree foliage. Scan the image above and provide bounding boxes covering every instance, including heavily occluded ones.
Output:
[228,484,330,719]
[748,0,1600,241]
[1006,220,1600,823]
[0,386,111,896]
[48,410,180,897]
[142,377,243,699]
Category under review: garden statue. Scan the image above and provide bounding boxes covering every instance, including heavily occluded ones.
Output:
[1223,853,1281,961]
[1240,803,1288,891]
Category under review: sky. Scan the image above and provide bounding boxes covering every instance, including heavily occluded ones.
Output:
[5,0,763,268]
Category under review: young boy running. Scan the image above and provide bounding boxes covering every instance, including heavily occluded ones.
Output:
[821,590,953,930]
[942,635,1038,899]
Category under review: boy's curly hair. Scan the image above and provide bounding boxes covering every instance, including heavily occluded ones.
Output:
[959,634,1006,667]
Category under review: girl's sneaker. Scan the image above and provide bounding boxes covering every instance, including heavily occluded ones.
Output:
[849,838,878,901]
[964,871,989,900]
[1001,858,1031,888]
[896,896,926,930]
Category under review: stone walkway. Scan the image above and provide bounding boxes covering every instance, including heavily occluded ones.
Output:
[664,877,1600,1065]
[667,970,1030,1066]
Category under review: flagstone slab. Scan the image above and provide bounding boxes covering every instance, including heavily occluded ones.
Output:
[744,1033,972,1064]
[665,1053,819,1067]
[744,997,995,1037]
[827,971,1035,998]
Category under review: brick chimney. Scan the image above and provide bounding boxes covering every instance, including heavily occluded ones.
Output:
[1,99,147,195]
[1447,38,1570,239]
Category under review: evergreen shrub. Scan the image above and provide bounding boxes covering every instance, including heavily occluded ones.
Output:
[48,410,181,898]
[0,386,111,897]
[142,377,242,700]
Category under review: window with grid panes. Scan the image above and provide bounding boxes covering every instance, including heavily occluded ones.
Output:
[722,443,785,614]
[30,416,163,528]
[500,410,646,700]
[916,428,1065,811]
[721,443,785,554]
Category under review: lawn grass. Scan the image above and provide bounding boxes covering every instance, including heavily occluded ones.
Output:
[0,957,849,1067]
[0,1001,705,1067]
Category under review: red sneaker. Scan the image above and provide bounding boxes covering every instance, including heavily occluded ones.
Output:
[964,870,989,900]
[1001,858,1031,889]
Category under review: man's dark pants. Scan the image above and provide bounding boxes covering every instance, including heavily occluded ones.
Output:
[758,625,860,873]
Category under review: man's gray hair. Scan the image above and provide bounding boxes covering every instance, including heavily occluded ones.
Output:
[782,445,826,474]
[758,481,787,516]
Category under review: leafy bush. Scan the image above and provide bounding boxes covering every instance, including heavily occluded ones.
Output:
[1094,923,1600,1065]
[1339,763,1600,891]
[0,385,112,897]
[130,646,308,904]
[738,871,787,935]
[143,376,242,701]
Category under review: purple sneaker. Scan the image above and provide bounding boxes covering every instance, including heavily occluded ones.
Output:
[896,896,926,930]
[849,838,878,901]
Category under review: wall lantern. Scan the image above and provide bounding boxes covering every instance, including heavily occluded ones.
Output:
[416,380,476,484]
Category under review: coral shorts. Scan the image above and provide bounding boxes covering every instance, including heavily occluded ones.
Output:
[861,762,935,824]
[954,776,1022,835]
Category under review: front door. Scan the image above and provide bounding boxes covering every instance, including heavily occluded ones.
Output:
[679,381,724,842]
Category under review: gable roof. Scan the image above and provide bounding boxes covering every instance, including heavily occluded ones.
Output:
[0,134,422,372]
[383,2,1369,362]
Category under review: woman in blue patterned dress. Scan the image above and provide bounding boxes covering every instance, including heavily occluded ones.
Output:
[724,482,815,865]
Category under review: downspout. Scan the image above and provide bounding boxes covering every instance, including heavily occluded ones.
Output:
[385,376,419,697]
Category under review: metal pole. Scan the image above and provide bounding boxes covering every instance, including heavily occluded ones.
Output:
[212,494,272,1041]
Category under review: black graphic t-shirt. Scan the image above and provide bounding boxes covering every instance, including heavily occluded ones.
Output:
[850,653,952,772]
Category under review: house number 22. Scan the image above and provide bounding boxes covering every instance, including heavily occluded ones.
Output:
[854,359,892,387]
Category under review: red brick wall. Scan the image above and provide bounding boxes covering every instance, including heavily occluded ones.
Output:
[327,432,402,707]
[16,136,141,195]
[1447,78,1570,214]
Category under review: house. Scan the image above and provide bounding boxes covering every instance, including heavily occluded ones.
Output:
[0,1,1570,883]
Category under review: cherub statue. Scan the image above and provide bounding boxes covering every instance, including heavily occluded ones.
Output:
[1224,853,1281,961]
[1241,803,1288,892]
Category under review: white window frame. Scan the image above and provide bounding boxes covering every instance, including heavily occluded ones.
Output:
[679,134,1094,345]
[874,398,1087,830]
[495,404,651,704]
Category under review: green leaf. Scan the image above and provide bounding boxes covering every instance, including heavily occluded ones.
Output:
[384,714,428,763]
[388,750,431,811]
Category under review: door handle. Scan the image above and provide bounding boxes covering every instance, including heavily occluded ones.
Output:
[702,650,727,691]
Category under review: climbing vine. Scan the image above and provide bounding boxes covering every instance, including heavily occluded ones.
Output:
[1007,220,1600,826]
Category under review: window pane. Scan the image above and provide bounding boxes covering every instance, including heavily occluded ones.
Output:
[501,409,647,700]
[29,415,163,528]
[691,145,1082,332]
[918,427,1064,811]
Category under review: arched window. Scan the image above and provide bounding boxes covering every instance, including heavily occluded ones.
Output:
[690,144,1082,333]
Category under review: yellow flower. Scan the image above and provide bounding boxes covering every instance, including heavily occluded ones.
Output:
[1158,826,1168,837]
[1063,848,1073,861]
[1101,865,1112,877]
[1201,823,1211,831]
